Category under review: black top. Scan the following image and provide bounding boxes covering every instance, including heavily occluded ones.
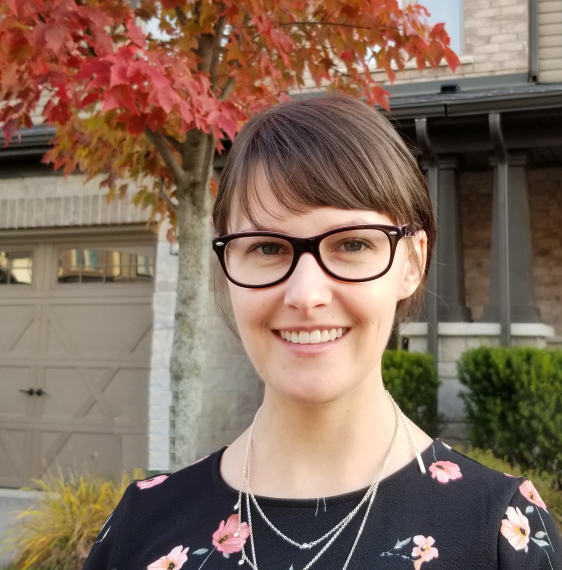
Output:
[84,440,562,570]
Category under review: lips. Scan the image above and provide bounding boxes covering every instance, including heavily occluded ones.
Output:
[277,328,348,344]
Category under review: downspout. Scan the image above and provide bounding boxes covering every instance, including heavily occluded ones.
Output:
[415,118,439,369]
[489,113,511,347]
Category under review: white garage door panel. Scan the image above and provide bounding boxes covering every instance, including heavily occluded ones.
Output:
[0,429,28,485]
[48,304,152,355]
[41,367,99,419]
[0,304,38,354]
[39,431,122,478]
[0,367,35,417]
[0,237,154,487]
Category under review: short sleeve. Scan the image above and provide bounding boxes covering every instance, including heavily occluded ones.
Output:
[498,479,562,569]
[82,483,134,570]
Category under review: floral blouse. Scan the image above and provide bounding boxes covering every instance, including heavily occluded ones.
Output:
[83,439,562,570]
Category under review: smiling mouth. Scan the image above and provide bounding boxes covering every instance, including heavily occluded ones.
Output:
[277,328,349,344]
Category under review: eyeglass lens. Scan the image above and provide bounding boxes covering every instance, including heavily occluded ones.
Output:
[224,228,392,286]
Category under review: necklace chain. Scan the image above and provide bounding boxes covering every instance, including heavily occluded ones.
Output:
[235,390,423,570]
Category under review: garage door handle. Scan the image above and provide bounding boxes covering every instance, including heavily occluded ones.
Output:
[19,388,35,395]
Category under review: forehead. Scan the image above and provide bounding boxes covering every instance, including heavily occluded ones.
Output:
[228,169,394,235]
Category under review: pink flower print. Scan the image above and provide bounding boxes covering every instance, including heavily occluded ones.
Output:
[137,475,169,490]
[519,480,547,510]
[147,546,189,570]
[501,506,531,552]
[412,535,438,568]
[429,461,462,484]
[212,514,251,554]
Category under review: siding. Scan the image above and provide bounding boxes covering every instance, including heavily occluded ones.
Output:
[538,0,562,82]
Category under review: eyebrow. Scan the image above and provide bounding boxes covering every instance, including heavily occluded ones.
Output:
[236,218,375,234]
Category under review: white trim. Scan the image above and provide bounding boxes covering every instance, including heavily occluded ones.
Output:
[393,55,473,71]
[0,488,38,499]
[400,322,555,338]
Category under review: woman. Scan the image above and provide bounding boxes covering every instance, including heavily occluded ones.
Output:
[84,96,562,570]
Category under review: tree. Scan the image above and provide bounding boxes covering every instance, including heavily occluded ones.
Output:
[0,0,458,467]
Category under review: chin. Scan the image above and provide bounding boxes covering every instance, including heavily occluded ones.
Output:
[268,373,354,406]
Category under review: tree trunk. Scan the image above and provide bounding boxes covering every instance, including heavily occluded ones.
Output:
[171,132,215,468]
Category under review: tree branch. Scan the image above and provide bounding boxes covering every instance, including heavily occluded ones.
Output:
[231,21,373,31]
[174,5,188,26]
[219,76,235,101]
[210,5,227,90]
[145,128,191,188]
[159,179,179,214]
[165,134,183,154]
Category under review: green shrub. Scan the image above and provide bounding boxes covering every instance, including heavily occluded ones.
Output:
[461,447,562,534]
[458,346,562,481]
[382,350,441,437]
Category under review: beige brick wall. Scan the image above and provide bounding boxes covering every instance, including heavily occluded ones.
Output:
[374,0,530,87]
[460,167,562,336]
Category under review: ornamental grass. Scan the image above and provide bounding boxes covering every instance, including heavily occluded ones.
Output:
[1,470,142,570]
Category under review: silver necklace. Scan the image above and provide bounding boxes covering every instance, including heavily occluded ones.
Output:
[234,390,425,570]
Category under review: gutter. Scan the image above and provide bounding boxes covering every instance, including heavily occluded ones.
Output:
[389,84,562,119]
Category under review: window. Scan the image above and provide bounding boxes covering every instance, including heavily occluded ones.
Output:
[0,251,33,285]
[58,248,154,284]
[402,0,463,55]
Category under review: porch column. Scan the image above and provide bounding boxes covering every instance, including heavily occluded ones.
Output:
[481,153,542,323]
[436,156,472,322]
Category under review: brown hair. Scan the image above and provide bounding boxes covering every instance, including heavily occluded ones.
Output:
[213,94,436,321]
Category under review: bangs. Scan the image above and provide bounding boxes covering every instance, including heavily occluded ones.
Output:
[214,96,424,235]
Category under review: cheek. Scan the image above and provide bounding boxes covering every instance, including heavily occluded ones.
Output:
[228,286,275,338]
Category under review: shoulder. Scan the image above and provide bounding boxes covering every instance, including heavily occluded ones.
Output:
[447,445,523,495]
[421,440,524,524]
[84,449,237,570]
[128,450,222,511]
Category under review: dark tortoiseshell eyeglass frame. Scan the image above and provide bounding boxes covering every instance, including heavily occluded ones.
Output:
[212,224,415,289]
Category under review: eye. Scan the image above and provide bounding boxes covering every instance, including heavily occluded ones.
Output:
[247,242,283,256]
[260,243,281,256]
[337,239,373,253]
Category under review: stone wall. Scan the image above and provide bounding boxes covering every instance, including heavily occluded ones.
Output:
[460,166,562,338]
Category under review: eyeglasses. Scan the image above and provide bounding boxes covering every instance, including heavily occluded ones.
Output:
[212,224,414,289]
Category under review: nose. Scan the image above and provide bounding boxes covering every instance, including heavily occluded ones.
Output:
[283,253,333,313]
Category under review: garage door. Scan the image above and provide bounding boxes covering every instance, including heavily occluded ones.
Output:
[0,229,155,488]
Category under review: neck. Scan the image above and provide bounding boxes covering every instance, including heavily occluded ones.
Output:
[222,373,428,499]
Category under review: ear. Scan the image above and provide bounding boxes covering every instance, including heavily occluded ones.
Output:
[397,230,428,301]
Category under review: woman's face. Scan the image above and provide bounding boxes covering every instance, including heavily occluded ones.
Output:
[226,172,427,405]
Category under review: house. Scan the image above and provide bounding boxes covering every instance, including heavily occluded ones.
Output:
[0,0,561,496]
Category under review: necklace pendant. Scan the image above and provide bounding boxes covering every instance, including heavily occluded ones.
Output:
[238,559,244,566]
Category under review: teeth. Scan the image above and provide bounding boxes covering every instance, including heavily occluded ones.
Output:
[279,328,347,344]
[309,330,321,344]
[298,331,310,344]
